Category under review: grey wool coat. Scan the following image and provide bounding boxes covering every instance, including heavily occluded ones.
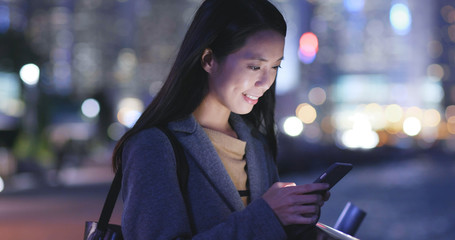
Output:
[121,113,307,239]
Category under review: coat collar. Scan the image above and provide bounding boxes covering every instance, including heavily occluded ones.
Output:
[167,114,268,212]
[228,114,268,202]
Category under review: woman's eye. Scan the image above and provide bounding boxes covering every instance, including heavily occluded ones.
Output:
[273,65,282,70]
[248,66,260,71]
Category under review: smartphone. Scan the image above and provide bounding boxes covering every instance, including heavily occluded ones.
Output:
[313,162,353,190]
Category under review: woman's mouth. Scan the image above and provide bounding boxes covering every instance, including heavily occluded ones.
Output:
[243,93,259,104]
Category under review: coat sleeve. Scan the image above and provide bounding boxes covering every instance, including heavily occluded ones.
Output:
[121,128,287,240]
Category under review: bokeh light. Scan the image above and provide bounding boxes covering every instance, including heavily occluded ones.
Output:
[308,87,327,105]
[405,106,423,120]
[340,113,379,149]
[0,176,4,192]
[298,32,318,64]
[447,116,455,134]
[422,109,441,127]
[422,82,444,103]
[81,98,100,118]
[283,116,304,137]
[107,122,126,141]
[341,128,379,149]
[296,103,317,124]
[385,104,403,123]
[321,116,335,134]
[364,103,386,130]
[117,98,144,128]
[445,105,455,119]
[426,64,444,80]
[441,5,455,23]
[344,0,364,13]
[427,41,443,58]
[389,3,412,35]
[403,117,422,136]
[19,63,40,86]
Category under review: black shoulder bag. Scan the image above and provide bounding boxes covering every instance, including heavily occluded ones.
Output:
[84,126,189,240]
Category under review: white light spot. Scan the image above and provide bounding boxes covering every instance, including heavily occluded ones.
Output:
[403,117,421,136]
[19,63,40,86]
[390,3,412,35]
[81,98,100,118]
[283,116,304,137]
[117,98,144,128]
[0,177,4,192]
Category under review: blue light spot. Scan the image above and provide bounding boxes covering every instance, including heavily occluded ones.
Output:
[390,3,412,35]
[344,0,364,13]
[0,6,10,33]
[298,50,316,64]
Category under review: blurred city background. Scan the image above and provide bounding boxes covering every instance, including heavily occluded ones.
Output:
[0,0,454,239]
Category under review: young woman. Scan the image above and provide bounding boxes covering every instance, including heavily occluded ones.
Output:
[112,0,330,239]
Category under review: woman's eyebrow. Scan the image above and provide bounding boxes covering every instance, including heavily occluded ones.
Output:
[244,55,284,62]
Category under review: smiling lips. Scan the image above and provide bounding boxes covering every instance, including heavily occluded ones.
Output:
[243,93,260,105]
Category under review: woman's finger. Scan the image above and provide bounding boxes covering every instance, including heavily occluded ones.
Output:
[286,183,330,195]
[286,210,320,225]
[292,193,323,205]
[323,191,331,201]
[291,204,320,215]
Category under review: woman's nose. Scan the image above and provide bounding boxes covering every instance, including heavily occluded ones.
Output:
[255,70,275,90]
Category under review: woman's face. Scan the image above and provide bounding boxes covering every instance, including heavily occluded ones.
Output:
[204,30,285,115]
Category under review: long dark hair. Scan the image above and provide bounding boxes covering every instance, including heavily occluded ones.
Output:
[113,0,287,171]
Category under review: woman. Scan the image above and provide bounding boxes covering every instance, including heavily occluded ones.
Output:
[112,0,330,239]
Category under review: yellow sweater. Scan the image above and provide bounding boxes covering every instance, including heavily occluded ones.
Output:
[203,128,249,206]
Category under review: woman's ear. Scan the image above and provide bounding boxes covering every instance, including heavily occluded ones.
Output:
[201,48,215,73]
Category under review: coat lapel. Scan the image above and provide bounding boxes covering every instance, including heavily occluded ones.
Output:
[168,116,245,212]
[229,114,269,202]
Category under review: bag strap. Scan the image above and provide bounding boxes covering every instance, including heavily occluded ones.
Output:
[97,163,122,232]
[96,126,189,233]
[158,126,189,192]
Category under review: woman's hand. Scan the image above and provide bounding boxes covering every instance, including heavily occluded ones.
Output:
[262,182,330,226]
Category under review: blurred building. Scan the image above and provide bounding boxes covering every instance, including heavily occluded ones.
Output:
[275,0,455,171]
[0,0,455,180]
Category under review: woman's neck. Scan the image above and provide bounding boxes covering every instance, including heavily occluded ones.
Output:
[193,99,237,138]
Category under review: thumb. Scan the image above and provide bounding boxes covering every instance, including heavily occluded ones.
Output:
[274,182,297,188]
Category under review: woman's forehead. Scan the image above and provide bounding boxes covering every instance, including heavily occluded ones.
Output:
[233,31,285,61]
